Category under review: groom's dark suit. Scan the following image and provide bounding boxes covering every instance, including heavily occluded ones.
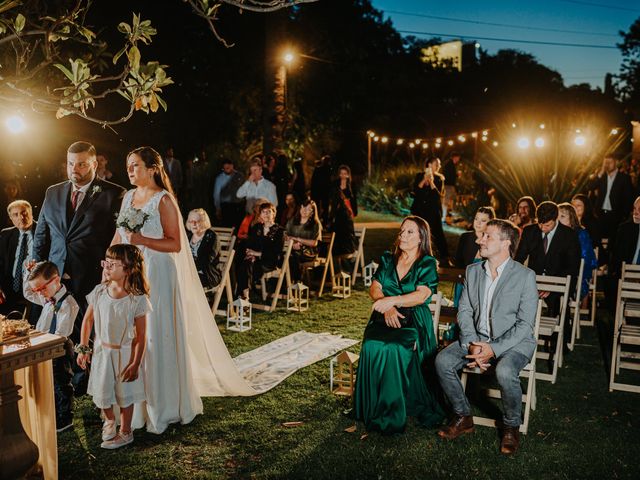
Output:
[33,177,125,316]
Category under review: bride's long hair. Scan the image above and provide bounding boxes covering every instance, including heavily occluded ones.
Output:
[128,146,175,198]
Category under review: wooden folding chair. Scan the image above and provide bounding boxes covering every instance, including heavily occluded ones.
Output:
[535,274,571,384]
[334,226,366,283]
[253,240,294,312]
[460,299,543,434]
[609,280,640,393]
[302,232,336,298]
[578,247,599,337]
[212,226,236,238]
[204,248,236,317]
[436,266,465,340]
[568,259,585,351]
[429,292,443,337]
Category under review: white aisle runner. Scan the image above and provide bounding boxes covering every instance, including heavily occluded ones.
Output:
[233,331,359,393]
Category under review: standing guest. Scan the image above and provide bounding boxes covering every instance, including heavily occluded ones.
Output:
[164,147,183,200]
[33,141,125,330]
[310,155,332,224]
[455,206,496,268]
[213,158,245,228]
[442,152,460,222]
[508,196,537,228]
[186,209,222,290]
[272,153,292,213]
[0,200,37,317]
[24,261,79,432]
[328,165,358,267]
[411,157,450,262]
[286,198,322,282]
[354,216,444,434]
[590,154,635,242]
[236,159,278,214]
[96,154,113,181]
[436,219,538,455]
[278,193,298,227]
[571,194,601,251]
[290,159,306,203]
[557,203,597,300]
[77,244,151,449]
[262,154,276,182]
[235,202,284,299]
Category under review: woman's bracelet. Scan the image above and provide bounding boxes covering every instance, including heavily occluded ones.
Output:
[74,344,92,355]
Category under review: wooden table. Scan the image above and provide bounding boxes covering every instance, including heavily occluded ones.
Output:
[1,332,65,480]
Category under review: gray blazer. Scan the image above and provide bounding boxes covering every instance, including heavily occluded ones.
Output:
[457,258,538,360]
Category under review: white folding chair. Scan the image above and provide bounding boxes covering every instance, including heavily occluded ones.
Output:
[204,248,236,317]
[302,232,336,298]
[568,259,585,351]
[535,274,571,384]
[609,280,640,393]
[460,299,543,434]
[253,240,294,312]
[578,247,599,336]
[335,226,367,283]
[429,292,442,337]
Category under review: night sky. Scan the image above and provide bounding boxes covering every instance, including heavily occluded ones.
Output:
[373,0,640,89]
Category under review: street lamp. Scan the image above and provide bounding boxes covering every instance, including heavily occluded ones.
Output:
[283,52,294,64]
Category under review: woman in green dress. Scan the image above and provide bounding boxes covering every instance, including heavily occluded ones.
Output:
[354,215,444,434]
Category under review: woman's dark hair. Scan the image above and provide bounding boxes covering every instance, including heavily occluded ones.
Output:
[293,197,321,230]
[571,193,596,222]
[337,164,352,188]
[258,201,276,215]
[106,244,149,296]
[425,157,440,168]
[393,216,433,264]
[128,146,175,197]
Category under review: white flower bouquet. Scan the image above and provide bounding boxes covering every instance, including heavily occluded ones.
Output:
[116,207,149,233]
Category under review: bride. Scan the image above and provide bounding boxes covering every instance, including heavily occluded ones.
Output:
[112,146,255,434]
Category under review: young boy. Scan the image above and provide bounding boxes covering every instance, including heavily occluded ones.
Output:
[23,261,79,432]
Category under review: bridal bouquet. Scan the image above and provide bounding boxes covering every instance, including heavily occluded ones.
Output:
[116,207,149,233]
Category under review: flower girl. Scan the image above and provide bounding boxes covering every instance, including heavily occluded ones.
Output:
[76,244,151,449]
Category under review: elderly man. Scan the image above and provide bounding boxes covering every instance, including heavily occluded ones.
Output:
[436,219,538,455]
[0,200,37,316]
[236,158,278,213]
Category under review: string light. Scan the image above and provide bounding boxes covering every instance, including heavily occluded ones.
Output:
[511,123,517,128]
[397,139,404,145]
[368,131,375,138]
[471,132,478,138]
[409,142,415,148]
[415,139,421,144]
[422,143,428,149]
[374,136,379,142]
[539,123,545,129]
[381,136,388,143]
[574,135,586,146]
[447,140,454,146]
[493,141,499,147]
[481,136,488,142]
[482,130,488,136]
[517,137,530,149]
[458,135,466,142]
[534,137,545,148]
[610,128,619,135]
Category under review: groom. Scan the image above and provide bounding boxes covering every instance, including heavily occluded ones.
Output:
[33,141,125,338]
[435,219,538,455]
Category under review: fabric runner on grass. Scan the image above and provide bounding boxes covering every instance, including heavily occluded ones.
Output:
[233,331,359,393]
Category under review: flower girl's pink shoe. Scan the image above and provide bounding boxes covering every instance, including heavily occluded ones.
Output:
[102,420,117,442]
[101,431,133,449]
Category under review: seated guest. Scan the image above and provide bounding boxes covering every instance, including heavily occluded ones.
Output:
[515,201,580,342]
[185,208,222,290]
[455,206,496,267]
[436,219,538,455]
[285,198,322,282]
[238,198,269,241]
[354,216,444,434]
[508,196,536,228]
[0,200,37,319]
[609,196,640,280]
[571,193,602,253]
[557,203,597,300]
[235,202,284,299]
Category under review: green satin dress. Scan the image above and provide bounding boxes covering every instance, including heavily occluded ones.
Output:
[354,252,444,434]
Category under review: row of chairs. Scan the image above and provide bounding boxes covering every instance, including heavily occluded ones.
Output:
[204,226,367,315]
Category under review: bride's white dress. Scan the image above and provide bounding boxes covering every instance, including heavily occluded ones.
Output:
[120,189,255,434]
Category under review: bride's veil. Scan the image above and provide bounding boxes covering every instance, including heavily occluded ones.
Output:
[173,204,256,396]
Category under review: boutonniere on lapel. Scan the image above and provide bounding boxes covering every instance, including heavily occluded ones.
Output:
[91,185,102,197]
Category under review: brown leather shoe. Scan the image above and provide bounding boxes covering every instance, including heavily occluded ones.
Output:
[500,426,520,455]
[437,415,474,440]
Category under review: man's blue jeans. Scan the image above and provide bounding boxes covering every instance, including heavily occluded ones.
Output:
[435,342,530,428]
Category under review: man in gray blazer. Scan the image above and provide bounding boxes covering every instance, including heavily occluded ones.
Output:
[435,219,538,455]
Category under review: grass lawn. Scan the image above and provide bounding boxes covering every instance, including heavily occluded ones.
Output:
[57,228,640,479]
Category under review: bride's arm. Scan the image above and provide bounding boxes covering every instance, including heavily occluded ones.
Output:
[127,195,182,253]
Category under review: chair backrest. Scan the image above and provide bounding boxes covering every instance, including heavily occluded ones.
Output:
[616,280,640,329]
[574,258,585,299]
[533,299,543,340]
[355,226,366,255]
[318,232,336,261]
[213,226,235,237]
[429,292,442,337]
[535,274,572,318]
[437,267,466,284]
[621,262,640,282]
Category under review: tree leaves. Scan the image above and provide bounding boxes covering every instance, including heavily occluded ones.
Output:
[14,12,24,32]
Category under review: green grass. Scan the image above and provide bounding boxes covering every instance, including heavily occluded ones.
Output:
[57,228,640,479]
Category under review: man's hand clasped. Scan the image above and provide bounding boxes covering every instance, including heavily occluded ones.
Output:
[465,341,495,371]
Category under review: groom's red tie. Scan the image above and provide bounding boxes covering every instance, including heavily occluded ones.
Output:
[71,189,80,211]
